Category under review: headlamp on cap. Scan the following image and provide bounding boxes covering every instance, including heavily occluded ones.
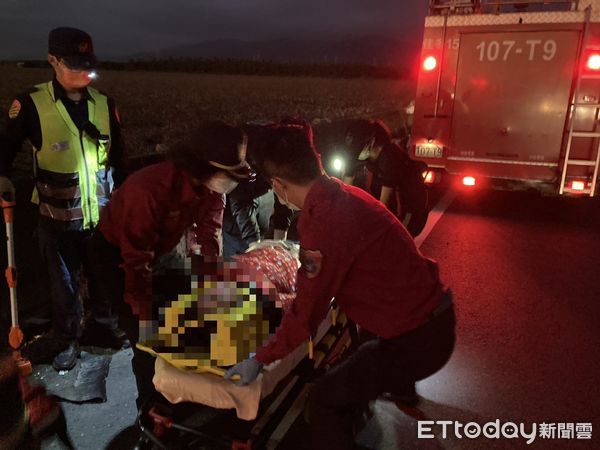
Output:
[330,155,345,175]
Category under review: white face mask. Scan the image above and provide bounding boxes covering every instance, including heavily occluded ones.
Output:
[273,182,301,211]
[357,148,371,161]
[204,172,239,195]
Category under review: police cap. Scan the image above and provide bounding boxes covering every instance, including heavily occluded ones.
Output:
[48,27,96,70]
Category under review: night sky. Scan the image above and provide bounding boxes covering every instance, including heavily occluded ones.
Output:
[0,0,428,60]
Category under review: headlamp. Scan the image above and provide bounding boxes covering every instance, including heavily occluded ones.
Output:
[331,157,345,174]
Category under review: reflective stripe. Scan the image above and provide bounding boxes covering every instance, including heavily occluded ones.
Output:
[36,176,107,198]
[30,82,111,229]
[35,168,79,187]
[36,182,81,200]
[39,202,84,221]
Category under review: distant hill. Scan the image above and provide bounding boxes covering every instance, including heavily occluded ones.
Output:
[125,35,419,69]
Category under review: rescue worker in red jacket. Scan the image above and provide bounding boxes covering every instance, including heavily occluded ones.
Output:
[225,124,455,450]
[86,121,251,406]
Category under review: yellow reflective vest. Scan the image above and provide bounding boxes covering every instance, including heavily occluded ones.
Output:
[29,81,112,229]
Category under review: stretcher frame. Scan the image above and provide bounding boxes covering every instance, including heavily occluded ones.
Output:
[135,310,354,450]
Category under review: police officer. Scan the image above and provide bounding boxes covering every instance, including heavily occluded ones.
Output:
[223,179,275,258]
[225,125,455,450]
[222,173,273,258]
[0,28,125,370]
[315,119,429,236]
[223,122,297,257]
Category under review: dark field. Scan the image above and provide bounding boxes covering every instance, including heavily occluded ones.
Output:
[0,66,415,157]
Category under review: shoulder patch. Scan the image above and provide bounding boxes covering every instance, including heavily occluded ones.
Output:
[8,100,21,119]
[299,248,323,279]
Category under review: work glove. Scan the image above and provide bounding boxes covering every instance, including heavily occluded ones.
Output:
[0,176,15,197]
[224,356,263,386]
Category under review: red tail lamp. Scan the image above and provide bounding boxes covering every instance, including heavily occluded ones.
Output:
[462,176,476,187]
[423,170,435,184]
[586,53,600,71]
[423,56,437,71]
[571,180,586,191]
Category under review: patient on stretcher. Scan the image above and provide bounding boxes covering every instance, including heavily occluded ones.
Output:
[138,241,341,420]
[138,241,299,375]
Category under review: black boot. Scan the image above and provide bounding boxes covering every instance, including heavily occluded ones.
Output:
[52,342,79,371]
[380,383,419,407]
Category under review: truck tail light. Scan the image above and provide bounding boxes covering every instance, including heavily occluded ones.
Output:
[423,56,437,71]
[570,180,586,191]
[587,53,600,71]
[462,176,476,187]
[423,170,435,184]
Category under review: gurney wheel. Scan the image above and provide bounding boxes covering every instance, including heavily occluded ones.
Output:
[133,435,153,450]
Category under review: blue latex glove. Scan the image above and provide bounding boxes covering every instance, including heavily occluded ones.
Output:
[224,357,263,386]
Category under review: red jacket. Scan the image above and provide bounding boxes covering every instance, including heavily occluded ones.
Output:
[99,161,224,319]
[255,176,444,364]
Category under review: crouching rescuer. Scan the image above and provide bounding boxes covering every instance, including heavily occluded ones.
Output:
[225,124,456,450]
[85,121,251,407]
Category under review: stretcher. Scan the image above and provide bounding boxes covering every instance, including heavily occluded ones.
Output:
[136,308,353,450]
[134,242,356,449]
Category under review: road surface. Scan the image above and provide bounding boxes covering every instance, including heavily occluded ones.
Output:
[42,188,600,449]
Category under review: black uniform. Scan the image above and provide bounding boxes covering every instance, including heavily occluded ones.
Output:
[0,78,124,340]
[367,142,429,237]
[223,175,273,258]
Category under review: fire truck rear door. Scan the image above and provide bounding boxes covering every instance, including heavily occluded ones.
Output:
[452,31,580,181]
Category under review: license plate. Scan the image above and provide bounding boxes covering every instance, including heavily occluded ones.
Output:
[415,144,443,158]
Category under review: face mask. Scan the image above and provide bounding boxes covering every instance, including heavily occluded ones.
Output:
[204,173,239,195]
[357,148,371,161]
[273,182,301,211]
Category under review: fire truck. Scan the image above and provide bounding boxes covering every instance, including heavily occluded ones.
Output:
[410,0,600,196]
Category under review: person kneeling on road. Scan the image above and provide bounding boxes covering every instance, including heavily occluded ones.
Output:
[226,124,455,450]
[86,121,252,407]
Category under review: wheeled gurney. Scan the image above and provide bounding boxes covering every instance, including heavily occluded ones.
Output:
[136,307,353,450]
[134,242,356,449]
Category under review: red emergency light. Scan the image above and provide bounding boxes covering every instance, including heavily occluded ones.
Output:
[586,53,600,71]
[423,170,435,184]
[423,56,437,71]
[570,180,586,191]
[462,176,476,187]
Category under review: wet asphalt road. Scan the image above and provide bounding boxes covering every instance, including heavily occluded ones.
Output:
[357,188,600,449]
[43,188,600,449]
